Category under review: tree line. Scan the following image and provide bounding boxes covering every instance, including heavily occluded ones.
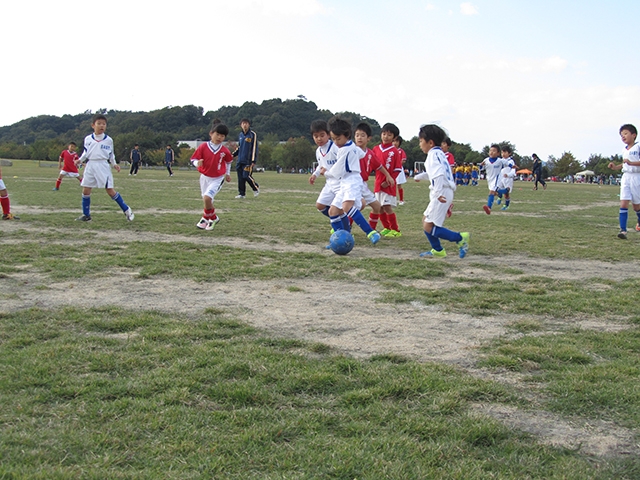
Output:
[0,99,622,177]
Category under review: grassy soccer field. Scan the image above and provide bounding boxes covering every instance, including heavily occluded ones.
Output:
[1,160,639,479]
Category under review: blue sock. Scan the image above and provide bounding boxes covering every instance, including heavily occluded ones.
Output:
[620,208,628,231]
[636,210,640,225]
[424,231,443,251]
[319,206,330,218]
[347,207,373,235]
[505,198,510,207]
[488,194,494,208]
[330,215,343,231]
[432,225,462,243]
[82,195,91,216]
[111,192,129,212]
[340,214,351,232]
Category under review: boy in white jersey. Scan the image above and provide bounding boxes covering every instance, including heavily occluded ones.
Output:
[309,120,345,229]
[191,122,233,231]
[76,114,134,222]
[608,123,640,239]
[496,145,517,211]
[415,124,469,258]
[480,144,507,215]
[326,116,381,245]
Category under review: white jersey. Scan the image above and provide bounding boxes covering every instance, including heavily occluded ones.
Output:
[313,140,339,178]
[79,133,116,166]
[481,157,507,190]
[498,165,516,191]
[622,143,640,174]
[325,141,363,181]
[425,147,456,197]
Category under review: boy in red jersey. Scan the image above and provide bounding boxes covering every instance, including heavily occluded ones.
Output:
[0,166,19,220]
[191,122,233,230]
[393,136,407,205]
[53,142,82,190]
[373,123,403,237]
[355,122,394,231]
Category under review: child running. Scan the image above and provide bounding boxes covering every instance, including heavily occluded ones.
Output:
[480,144,507,215]
[415,124,469,258]
[190,122,233,230]
[309,120,342,228]
[76,114,134,223]
[53,142,82,190]
[496,145,517,211]
[609,123,640,239]
[373,123,403,237]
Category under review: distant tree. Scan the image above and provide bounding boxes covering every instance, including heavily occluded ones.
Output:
[257,133,280,169]
[549,151,581,177]
[271,137,315,172]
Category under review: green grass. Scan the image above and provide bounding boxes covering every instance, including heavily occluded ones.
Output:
[1,161,639,478]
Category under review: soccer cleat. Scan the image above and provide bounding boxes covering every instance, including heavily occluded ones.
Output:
[235,194,245,199]
[501,205,509,211]
[543,184,547,190]
[618,230,628,239]
[75,214,91,222]
[446,203,454,218]
[368,231,381,244]
[380,228,391,236]
[52,187,59,191]
[496,198,501,205]
[196,217,209,229]
[2,213,19,220]
[457,232,470,259]
[398,201,405,205]
[253,189,260,197]
[483,205,491,215]
[124,207,134,221]
[636,223,640,232]
[388,230,402,237]
[205,217,220,231]
[420,248,447,258]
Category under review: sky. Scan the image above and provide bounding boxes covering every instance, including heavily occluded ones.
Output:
[1,0,639,161]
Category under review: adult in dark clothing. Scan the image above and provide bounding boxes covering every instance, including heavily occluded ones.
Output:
[232,118,260,198]
[532,153,546,190]
[165,145,174,177]
[129,144,141,175]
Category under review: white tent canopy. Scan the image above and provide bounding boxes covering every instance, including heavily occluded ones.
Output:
[575,170,595,176]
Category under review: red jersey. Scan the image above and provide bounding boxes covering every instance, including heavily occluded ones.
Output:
[59,149,79,173]
[191,142,233,178]
[359,148,381,181]
[445,151,455,167]
[398,147,407,168]
[373,144,401,195]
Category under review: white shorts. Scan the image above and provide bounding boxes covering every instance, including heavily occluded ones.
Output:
[498,178,514,192]
[0,179,5,190]
[316,180,340,207]
[620,173,640,204]
[59,170,80,178]
[200,174,225,199]
[81,161,114,189]
[332,173,363,209]
[423,188,454,227]
[396,169,407,185]
[487,176,500,192]
[375,191,397,207]
[362,181,376,206]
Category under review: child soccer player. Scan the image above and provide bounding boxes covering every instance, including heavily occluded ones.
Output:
[355,122,394,231]
[393,136,407,205]
[325,117,381,245]
[53,142,82,190]
[76,114,134,222]
[309,120,342,227]
[0,167,19,220]
[496,146,517,210]
[471,163,479,186]
[373,123,403,236]
[480,144,507,215]
[191,122,233,230]
[416,124,469,258]
[608,123,640,239]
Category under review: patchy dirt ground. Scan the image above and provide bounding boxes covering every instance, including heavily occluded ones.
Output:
[1,220,639,458]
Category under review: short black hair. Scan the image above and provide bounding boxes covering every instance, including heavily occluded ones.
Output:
[418,124,446,145]
[620,124,638,136]
[69,141,77,147]
[381,123,399,138]
[328,116,351,139]
[532,153,539,159]
[211,122,229,136]
[443,136,452,147]
[490,144,501,152]
[240,118,251,126]
[501,145,512,154]
[394,135,404,146]
[310,119,329,135]
[355,122,372,137]
[92,114,107,124]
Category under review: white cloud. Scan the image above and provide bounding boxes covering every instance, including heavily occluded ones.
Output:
[460,2,479,15]
[247,0,326,17]
[425,3,436,11]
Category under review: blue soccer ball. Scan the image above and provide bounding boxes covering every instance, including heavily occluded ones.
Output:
[329,230,355,255]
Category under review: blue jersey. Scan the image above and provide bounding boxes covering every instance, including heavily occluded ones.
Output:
[235,129,258,165]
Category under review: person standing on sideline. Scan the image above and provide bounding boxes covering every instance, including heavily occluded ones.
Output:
[532,153,546,190]
[232,118,260,198]
[129,144,142,176]
[164,145,174,177]
[53,141,82,190]
[75,114,134,223]
[609,124,640,239]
